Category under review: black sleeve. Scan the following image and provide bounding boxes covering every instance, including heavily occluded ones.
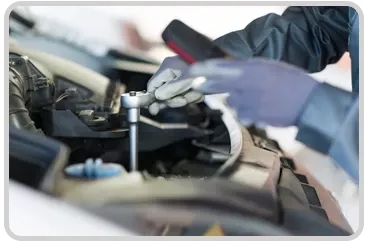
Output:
[213,6,350,73]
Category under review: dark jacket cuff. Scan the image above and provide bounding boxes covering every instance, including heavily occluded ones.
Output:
[296,82,356,154]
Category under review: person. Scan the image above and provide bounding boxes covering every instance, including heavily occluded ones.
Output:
[146,6,360,183]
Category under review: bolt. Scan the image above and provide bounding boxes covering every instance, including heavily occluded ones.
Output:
[129,91,136,96]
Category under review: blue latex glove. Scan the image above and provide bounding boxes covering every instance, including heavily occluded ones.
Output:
[156,58,319,127]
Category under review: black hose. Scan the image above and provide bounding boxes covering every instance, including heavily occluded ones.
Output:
[10,10,35,29]
[9,69,38,132]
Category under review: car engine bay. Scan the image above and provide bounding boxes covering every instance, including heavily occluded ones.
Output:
[8,10,354,236]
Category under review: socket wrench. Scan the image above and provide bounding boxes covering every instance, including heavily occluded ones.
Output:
[121,91,155,171]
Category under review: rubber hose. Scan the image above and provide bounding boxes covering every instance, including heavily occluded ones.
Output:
[10,11,35,29]
[9,69,38,132]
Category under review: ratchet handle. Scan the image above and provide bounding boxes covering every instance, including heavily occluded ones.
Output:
[162,19,230,64]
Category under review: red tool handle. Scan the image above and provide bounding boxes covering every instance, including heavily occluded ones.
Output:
[162,19,231,64]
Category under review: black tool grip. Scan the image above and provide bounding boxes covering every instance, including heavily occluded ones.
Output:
[162,19,230,64]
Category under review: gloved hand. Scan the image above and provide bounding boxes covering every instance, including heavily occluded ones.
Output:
[147,56,205,115]
[158,58,320,127]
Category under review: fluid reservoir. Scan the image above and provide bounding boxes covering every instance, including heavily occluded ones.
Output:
[55,158,144,204]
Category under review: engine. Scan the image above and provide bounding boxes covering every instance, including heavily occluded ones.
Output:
[8,32,354,236]
[9,38,235,184]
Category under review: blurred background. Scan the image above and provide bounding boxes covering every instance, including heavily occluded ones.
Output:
[11,5,358,232]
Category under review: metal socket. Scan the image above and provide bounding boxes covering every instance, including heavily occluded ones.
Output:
[121,91,155,109]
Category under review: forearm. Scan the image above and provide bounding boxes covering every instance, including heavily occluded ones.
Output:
[213,6,349,73]
[296,83,359,183]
